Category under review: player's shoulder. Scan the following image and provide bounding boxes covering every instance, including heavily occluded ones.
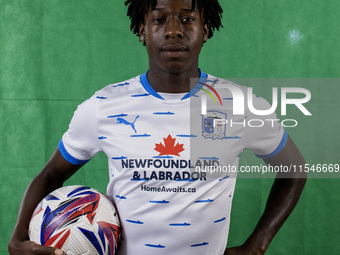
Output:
[74,74,142,112]
[205,73,251,98]
[205,73,273,113]
[93,74,142,99]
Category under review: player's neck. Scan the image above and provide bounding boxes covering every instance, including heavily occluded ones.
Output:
[147,66,201,94]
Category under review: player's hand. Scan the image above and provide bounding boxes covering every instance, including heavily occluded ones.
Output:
[224,245,265,255]
[8,239,66,255]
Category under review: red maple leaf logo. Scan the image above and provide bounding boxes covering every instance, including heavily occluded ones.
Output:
[154,134,185,156]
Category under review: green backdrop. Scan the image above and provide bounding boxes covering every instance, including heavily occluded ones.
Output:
[1,0,339,254]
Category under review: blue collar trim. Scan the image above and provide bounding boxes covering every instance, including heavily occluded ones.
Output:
[140,70,208,101]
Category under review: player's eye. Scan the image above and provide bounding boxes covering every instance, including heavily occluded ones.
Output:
[181,17,194,22]
[153,17,165,24]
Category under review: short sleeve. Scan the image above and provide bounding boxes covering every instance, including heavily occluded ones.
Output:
[243,93,287,158]
[59,96,101,165]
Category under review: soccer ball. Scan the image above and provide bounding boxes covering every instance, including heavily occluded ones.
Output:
[29,185,120,255]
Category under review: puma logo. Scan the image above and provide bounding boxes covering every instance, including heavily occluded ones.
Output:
[117,115,139,133]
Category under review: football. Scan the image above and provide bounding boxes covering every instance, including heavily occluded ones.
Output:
[29,185,120,255]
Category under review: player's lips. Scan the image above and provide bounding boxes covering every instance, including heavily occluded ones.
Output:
[161,45,188,58]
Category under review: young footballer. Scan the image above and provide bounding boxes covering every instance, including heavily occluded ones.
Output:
[9,0,307,254]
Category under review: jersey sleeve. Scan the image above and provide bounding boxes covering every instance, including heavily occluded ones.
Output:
[58,96,101,165]
[243,93,287,158]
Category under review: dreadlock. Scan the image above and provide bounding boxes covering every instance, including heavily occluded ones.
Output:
[124,0,223,39]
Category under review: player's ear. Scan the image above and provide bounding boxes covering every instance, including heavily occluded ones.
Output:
[139,22,146,45]
[203,24,209,43]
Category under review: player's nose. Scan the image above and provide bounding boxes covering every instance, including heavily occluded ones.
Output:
[164,17,184,39]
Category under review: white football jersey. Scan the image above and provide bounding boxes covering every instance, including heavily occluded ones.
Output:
[59,71,286,255]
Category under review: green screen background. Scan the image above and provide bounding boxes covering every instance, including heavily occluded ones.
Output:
[1,0,339,254]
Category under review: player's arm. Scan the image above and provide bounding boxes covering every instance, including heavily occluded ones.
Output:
[8,147,82,255]
[224,135,307,255]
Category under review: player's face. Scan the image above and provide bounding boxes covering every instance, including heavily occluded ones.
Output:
[139,0,209,74]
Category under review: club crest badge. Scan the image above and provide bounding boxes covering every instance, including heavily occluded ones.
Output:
[202,111,227,140]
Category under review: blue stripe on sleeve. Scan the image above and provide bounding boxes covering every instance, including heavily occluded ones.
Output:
[255,130,288,159]
[58,139,89,165]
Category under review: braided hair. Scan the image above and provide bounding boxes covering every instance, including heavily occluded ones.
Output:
[124,0,223,39]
